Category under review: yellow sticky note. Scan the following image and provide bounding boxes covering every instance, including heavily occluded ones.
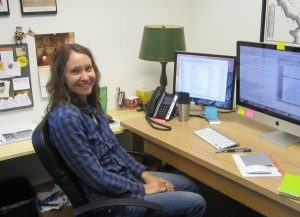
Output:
[0,61,4,70]
[237,107,246,116]
[17,56,28,67]
[246,109,254,118]
[277,41,285,50]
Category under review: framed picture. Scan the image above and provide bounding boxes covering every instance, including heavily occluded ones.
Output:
[0,0,10,15]
[20,0,57,15]
[260,0,300,45]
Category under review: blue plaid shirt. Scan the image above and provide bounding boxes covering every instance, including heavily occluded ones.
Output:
[48,104,146,200]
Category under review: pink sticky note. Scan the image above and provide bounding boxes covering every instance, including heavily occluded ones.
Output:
[246,109,254,118]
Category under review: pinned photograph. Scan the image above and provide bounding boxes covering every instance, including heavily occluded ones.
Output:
[35,32,75,98]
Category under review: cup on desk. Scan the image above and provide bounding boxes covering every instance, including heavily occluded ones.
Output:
[177,92,190,122]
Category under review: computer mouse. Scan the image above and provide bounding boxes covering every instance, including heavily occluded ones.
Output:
[245,165,272,174]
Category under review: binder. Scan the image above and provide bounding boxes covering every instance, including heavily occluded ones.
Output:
[278,173,300,200]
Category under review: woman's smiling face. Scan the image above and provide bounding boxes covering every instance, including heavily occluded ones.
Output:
[64,51,96,101]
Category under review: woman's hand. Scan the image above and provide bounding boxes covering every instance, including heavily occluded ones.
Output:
[141,171,174,194]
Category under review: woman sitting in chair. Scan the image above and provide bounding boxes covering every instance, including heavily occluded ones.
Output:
[45,43,206,217]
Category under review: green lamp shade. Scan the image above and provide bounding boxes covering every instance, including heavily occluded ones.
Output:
[139,25,186,62]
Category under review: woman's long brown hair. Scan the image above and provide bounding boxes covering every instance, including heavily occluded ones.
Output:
[45,43,101,115]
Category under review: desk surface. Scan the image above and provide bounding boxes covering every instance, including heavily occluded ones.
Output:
[120,113,300,217]
[0,109,143,161]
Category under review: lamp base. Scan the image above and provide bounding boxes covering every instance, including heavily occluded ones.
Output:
[160,62,168,87]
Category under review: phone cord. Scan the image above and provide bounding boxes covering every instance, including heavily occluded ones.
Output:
[145,114,172,131]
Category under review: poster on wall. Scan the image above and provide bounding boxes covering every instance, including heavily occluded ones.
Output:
[261,0,300,44]
[0,44,33,112]
[34,32,75,98]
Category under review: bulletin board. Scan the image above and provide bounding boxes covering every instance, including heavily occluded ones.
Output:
[0,43,34,112]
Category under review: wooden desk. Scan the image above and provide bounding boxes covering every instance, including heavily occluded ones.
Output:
[121,113,300,217]
[0,109,143,161]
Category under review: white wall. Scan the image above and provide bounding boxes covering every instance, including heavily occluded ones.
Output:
[190,0,263,55]
[0,0,194,128]
[0,0,265,128]
[0,0,264,184]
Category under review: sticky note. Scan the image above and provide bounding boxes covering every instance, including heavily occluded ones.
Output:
[246,109,254,118]
[204,106,218,120]
[238,107,246,116]
[277,41,285,50]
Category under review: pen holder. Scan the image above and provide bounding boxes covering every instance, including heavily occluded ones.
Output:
[117,92,126,109]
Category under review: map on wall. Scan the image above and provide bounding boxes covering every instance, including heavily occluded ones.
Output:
[263,0,300,44]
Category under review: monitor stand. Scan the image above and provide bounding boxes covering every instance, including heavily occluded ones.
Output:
[189,104,204,117]
[260,130,300,147]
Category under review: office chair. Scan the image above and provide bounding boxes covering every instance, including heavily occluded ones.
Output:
[31,117,163,217]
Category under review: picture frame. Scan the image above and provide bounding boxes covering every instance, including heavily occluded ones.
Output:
[260,0,300,45]
[0,0,10,16]
[20,0,57,15]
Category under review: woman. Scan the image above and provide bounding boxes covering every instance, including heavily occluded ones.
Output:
[45,43,206,217]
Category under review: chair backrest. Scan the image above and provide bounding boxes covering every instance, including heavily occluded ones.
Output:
[31,117,88,209]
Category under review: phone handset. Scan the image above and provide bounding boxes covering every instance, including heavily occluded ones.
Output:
[165,95,178,120]
[152,92,165,118]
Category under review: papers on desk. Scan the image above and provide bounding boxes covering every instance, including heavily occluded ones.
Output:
[37,185,70,212]
[109,118,120,129]
[233,153,282,177]
[0,123,36,145]
[0,118,120,146]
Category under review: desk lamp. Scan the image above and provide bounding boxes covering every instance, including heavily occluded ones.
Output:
[139,25,186,87]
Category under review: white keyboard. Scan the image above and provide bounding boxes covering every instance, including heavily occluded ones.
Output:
[194,127,238,150]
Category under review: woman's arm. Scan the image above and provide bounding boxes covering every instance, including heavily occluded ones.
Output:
[49,111,144,197]
[99,111,147,177]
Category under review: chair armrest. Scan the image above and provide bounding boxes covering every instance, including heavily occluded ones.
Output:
[73,198,163,216]
[127,151,157,161]
[127,150,163,171]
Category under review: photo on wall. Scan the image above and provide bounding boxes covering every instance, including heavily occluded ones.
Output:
[20,0,57,15]
[34,32,75,98]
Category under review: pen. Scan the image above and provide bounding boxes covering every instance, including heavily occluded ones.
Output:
[216,147,251,153]
[267,153,285,175]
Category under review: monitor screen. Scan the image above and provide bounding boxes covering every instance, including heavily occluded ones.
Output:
[236,41,300,146]
[173,51,235,110]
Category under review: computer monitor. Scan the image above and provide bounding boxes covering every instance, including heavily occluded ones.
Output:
[236,41,300,147]
[173,51,236,111]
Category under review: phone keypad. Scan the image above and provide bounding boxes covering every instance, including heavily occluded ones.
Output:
[157,105,169,118]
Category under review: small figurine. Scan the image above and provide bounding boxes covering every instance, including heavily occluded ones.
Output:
[14,26,26,44]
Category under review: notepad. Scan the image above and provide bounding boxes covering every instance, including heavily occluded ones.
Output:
[278,173,300,200]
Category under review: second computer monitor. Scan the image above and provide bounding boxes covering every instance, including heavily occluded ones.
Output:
[173,51,236,110]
